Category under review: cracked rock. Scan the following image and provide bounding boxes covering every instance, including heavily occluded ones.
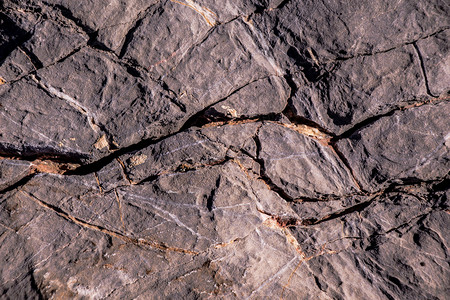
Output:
[336,102,450,192]
[0,0,449,299]
[289,45,428,134]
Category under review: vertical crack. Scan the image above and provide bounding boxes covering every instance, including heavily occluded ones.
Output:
[328,142,364,192]
[118,8,150,58]
[206,176,221,212]
[29,270,45,300]
[412,42,437,98]
[252,127,295,202]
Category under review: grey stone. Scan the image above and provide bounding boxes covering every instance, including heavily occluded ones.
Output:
[288,45,428,134]
[0,0,449,299]
[0,158,31,191]
[258,123,358,199]
[336,102,450,192]
[416,30,450,97]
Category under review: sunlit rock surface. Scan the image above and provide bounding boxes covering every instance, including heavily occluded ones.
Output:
[1,0,449,299]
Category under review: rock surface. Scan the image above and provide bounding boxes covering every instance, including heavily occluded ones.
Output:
[1,0,449,299]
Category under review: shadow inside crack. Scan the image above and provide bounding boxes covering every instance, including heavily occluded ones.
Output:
[0,12,31,63]
[0,144,88,164]
[287,46,326,82]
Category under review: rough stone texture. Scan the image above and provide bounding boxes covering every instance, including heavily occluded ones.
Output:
[0,0,449,299]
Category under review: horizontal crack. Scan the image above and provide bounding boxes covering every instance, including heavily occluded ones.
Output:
[304,194,379,226]
[0,174,35,195]
[21,191,198,255]
[180,76,282,129]
[258,174,448,229]
[333,27,450,62]
[333,95,450,140]
[134,157,232,185]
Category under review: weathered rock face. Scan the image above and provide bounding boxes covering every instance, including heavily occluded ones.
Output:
[0,0,449,299]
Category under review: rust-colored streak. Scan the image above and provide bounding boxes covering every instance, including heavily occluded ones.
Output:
[31,160,79,175]
[169,0,217,26]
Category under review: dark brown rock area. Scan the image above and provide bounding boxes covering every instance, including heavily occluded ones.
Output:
[1,0,449,299]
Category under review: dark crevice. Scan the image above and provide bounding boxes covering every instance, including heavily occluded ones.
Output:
[251,4,267,15]
[275,0,294,9]
[285,46,330,82]
[118,5,155,58]
[124,65,142,78]
[2,106,282,181]
[282,72,298,106]
[258,198,375,227]
[41,2,112,52]
[412,42,437,98]
[431,176,450,193]
[331,97,444,141]
[18,47,43,69]
[117,21,140,58]
[261,174,447,228]
[313,276,325,292]
[305,198,375,226]
[53,45,85,65]
[281,73,333,135]
[252,132,295,202]
[207,176,221,212]
[65,112,226,176]
[28,270,44,300]
[185,112,282,130]
[384,173,450,195]
[134,174,159,186]
[328,142,364,192]
[179,77,281,130]
[159,81,187,112]
[0,144,87,164]
[86,32,113,52]
[65,131,183,176]
[283,106,335,137]
[0,174,35,195]
[43,3,94,34]
[0,11,32,62]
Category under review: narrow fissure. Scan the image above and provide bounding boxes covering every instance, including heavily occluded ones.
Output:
[412,42,437,98]
[22,191,198,255]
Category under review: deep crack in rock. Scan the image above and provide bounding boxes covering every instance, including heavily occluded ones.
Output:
[0,0,449,299]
